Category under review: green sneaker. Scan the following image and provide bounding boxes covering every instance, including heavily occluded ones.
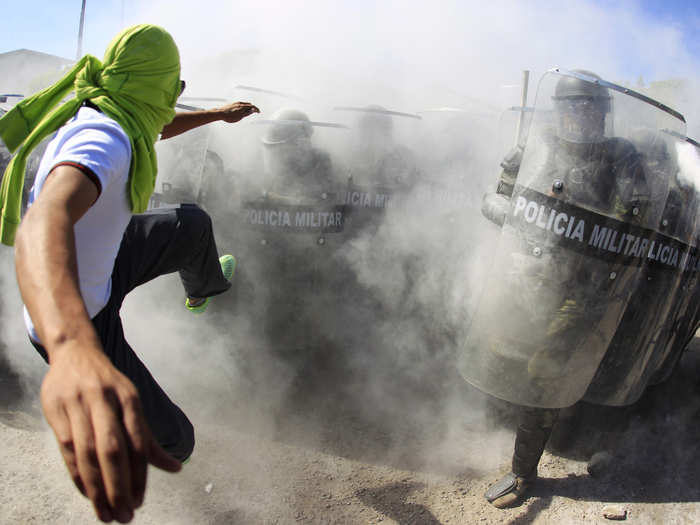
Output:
[185,296,210,314]
[185,255,236,314]
[219,254,236,281]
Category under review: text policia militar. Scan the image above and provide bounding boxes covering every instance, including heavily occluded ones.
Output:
[509,187,700,272]
[241,182,474,233]
[338,184,472,210]
[244,203,345,233]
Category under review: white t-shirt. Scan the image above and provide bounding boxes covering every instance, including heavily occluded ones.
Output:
[23,106,133,341]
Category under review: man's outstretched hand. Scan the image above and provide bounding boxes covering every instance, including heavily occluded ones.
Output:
[161,101,260,139]
[40,344,181,523]
[214,101,260,123]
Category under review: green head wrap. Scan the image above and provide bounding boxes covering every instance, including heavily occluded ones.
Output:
[0,24,181,245]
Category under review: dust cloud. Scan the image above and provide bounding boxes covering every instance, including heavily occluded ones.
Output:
[1,1,699,522]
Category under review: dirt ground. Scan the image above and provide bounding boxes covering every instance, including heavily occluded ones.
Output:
[2,276,700,525]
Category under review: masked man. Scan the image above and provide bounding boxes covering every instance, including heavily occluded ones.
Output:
[0,25,258,522]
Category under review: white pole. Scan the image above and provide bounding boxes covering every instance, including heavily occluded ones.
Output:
[514,70,530,146]
[76,0,87,59]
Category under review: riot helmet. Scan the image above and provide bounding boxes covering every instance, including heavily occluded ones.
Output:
[358,105,394,139]
[261,108,313,146]
[260,108,320,184]
[552,70,611,144]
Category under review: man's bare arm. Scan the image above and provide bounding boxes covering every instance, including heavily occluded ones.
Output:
[160,101,260,140]
[15,166,180,523]
[16,166,99,352]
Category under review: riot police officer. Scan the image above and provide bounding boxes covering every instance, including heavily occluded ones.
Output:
[338,104,422,191]
[261,107,335,196]
[479,70,651,508]
[230,108,344,360]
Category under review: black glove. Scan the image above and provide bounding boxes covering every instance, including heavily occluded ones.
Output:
[500,145,523,176]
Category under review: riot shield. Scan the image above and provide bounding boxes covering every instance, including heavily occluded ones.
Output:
[459,69,682,408]
[217,112,353,354]
[583,132,696,405]
[644,138,700,387]
[339,181,398,238]
[496,106,535,160]
[154,125,211,205]
[231,183,351,354]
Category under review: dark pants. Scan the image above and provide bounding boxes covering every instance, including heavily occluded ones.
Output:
[33,204,230,461]
[512,406,560,478]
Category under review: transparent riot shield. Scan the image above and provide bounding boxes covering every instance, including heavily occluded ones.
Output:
[496,105,534,159]
[221,115,354,355]
[583,132,695,405]
[232,180,350,354]
[458,69,682,408]
[154,125,210,205]
[339,181,396,237]
[643,138,700,387]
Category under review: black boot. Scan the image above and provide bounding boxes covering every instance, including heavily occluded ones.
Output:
[485,406,559,508]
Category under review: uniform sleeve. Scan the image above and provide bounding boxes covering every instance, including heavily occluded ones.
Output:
[49,119,132,199]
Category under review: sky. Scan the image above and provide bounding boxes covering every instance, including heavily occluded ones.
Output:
[1,0,699,137]
[0,0,697,82]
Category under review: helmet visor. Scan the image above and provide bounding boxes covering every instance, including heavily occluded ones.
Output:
[555,96,608,143]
